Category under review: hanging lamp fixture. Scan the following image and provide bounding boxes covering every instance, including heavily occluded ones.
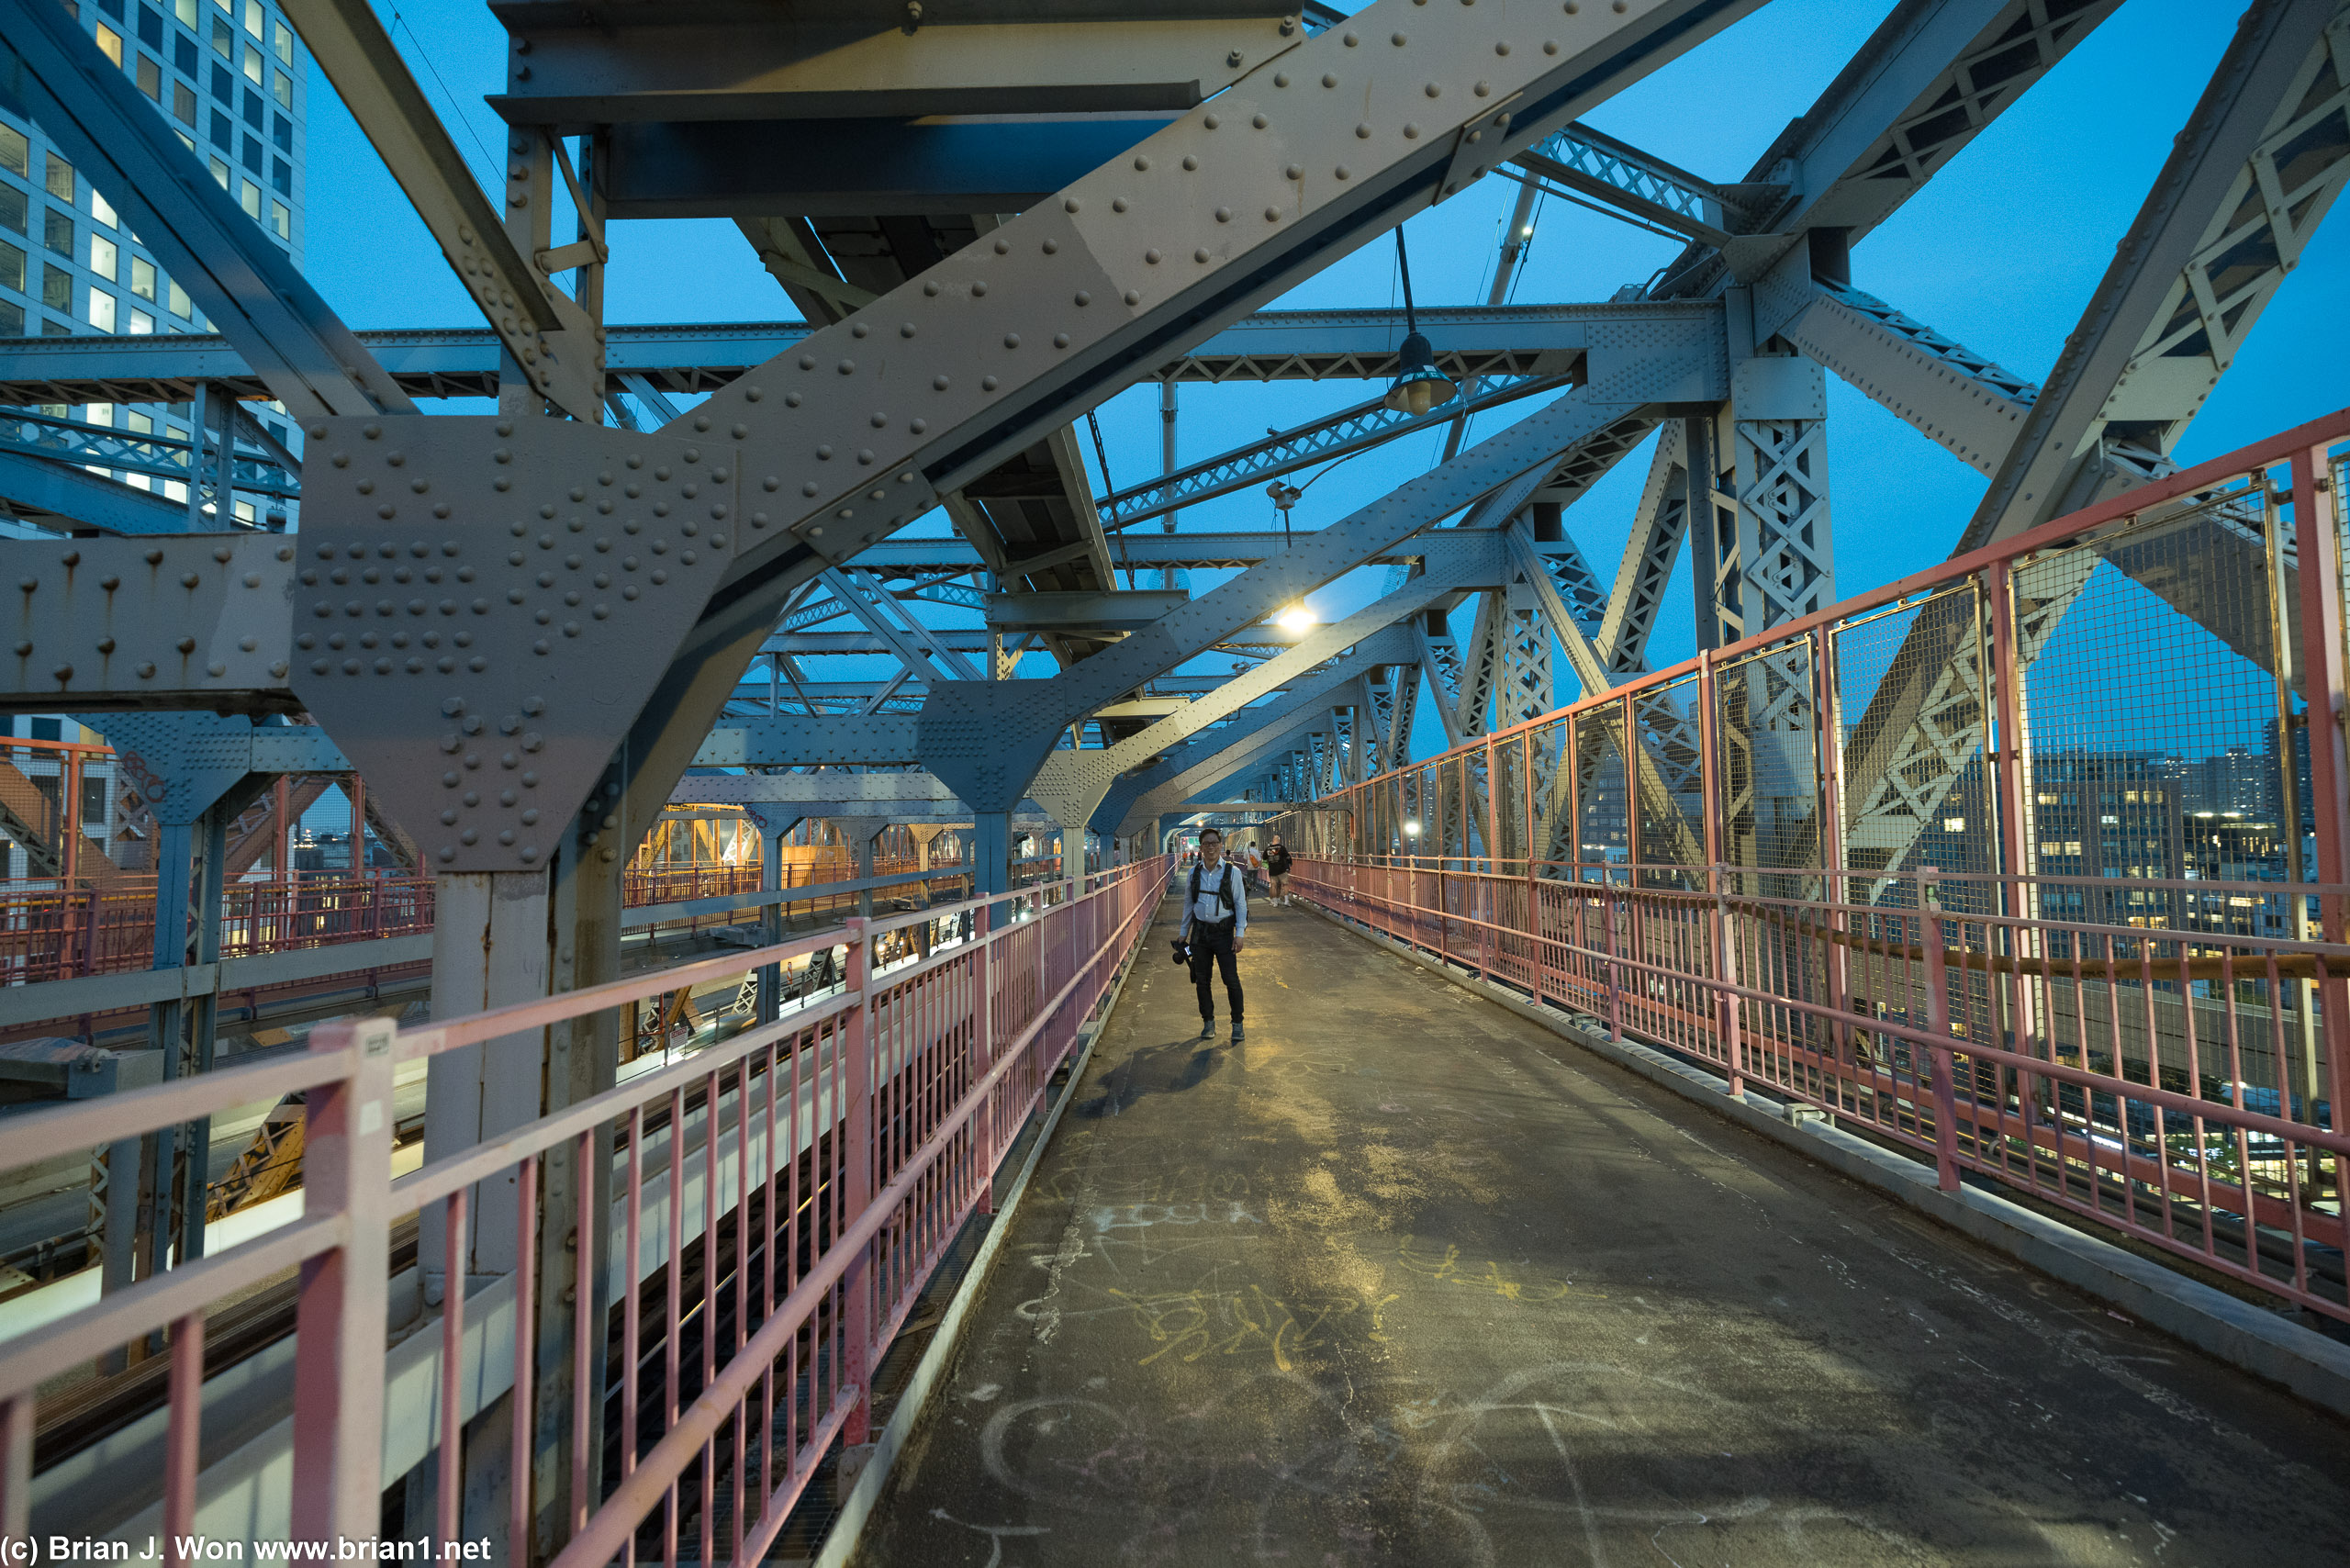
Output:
[1383,228,1458,417]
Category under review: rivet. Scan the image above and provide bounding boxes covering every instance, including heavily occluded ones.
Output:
[1343,29,1359,44]
[983,375,998,390]
[1004,333,1021,349]
[1194,248,1211,263]
[364,424,382,440]
[910,419,926,434]
[1181,155,1199,171]
[1426,83,1440,97]
[1215,207,1231,222]
[972,281,989,297]
[1322,73,1337,87]
[1404,123,1421,139]
[901,322,917,339]
[1042,238,1058,254]
[1124,289,1141,306]
[800,355,816,370]
[1273,72,1289,87]
[1146,249,1162,264]
[1064,196,1080,213]
[1474,81,1491,95]
[1112,197,1128,212]
[1543,39,1558,52]
[745,386,763,401]
[993,237,1010,254]
[1251,115,1268,130]
[1495,40,1510,54]
[1054,333,1070,348]
[1356,124,1371,139]
[1265,207,1281,221]
[1134,155,1151,170]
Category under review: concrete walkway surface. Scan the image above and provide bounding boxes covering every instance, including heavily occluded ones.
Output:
[855,893,2350,1566]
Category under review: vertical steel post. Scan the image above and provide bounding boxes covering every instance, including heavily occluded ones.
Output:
[289,1016,396,1549]
[1812,625,1852,1070]
[178,803,227,1265]
[1699,650,1740,1094]
[185,381,209,528]
[840,918,874,1444]
[1987,558,2042,1151]
[1922,868,1960,1192]
[61,743,82,889]
[757,825,784,1025]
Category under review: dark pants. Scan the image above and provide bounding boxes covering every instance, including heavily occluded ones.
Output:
[1189,919,1244,1023]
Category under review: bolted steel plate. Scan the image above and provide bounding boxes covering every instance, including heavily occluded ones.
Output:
[291,414,742,873]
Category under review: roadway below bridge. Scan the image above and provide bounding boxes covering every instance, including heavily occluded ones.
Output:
[857,891,2350,1565]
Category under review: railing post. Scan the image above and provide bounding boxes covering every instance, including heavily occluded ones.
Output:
[839,917,875,1446]
[1601,870,1624,1044]
[972,902,996,1216]
[1921,868,1960,1193]
[1711,863,1743,1102]
[2290,443,2350,1132]
[289,1015,397,1548]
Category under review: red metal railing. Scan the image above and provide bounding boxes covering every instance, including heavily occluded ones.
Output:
[1273,410,2350,1322]
[0,857,1165,1559]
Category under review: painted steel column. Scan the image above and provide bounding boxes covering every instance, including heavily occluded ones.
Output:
[757,826,784,1025]
[178,803,228,1266]
[420,869,552,1287]
[1699,649,1741,1098]
[839,918,874,1445]
[972,812,1013,898]
[136,818,193,1290]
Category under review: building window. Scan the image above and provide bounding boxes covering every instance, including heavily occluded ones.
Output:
[0,238,21,291]
[89,233,118,281]
[176,129,196,154]
[138,6,162,48]
[95,25,124,67]
[242,42,263,85]
[269,199,288,240]
[174,0,194,22]
[173,81,196,124]
[241,133,261,174]
[241,86,263,128]
[207,156,229,189]
[0,185,23,236]
[44,157,73,204]
[242,0,260,36]
[0,126,25,178]
[211,62,232,102]
[239,179,261,219]
[128,307,153,333]
[211,14,230,57]
[40,316,72,336]
[271,156,290,196]
[43,207,72,257]
[90,189,116,228]
[271,112,291,153]
[211,108,232,150]
[272,19,291,65]
[174,32,196,73]
[87,288,117,331]
[0,300,22,338]
[167,278,192,318]
[95,0,124,18]
[129,254,154,298]
[273,69,291,110]
[137,52,162,100]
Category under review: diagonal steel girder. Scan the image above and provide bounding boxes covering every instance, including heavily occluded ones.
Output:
[27,0,1766,883]
[1966,0,2350,545]
[279,0,604,421]
[1115,636,1414,834]
[1828,2,2350,893]
[0,0,412,420]
[1024,552,1495,828]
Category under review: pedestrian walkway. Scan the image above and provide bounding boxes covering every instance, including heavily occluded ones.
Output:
[856,893,2350,1565]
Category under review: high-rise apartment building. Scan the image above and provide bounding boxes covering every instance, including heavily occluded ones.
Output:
[0,0,313,876]
[0,0,309,515]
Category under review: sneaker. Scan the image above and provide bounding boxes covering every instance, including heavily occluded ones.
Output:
[1200,1020,1215,1041]
[1231,1025,1247,1045]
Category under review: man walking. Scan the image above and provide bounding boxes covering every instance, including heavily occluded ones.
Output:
[1181,825,1247,1044]
[1265,836,1293,905]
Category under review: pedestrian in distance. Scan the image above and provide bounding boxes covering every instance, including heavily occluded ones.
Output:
[1180,825,1247,1044]
[1265,837,1293,905]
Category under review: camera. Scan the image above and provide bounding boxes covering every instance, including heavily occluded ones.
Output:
[1169,937,1191,968]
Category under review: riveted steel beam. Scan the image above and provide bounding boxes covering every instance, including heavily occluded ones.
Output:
[486,5,1304,126]
[1967,0,2350,545]
[279,0,603,422]
[0,0,413,420]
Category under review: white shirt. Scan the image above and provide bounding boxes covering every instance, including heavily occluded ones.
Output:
[1182,858,1247,937]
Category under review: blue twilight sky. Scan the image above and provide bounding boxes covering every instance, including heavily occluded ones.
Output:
[301,0,2349,770]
